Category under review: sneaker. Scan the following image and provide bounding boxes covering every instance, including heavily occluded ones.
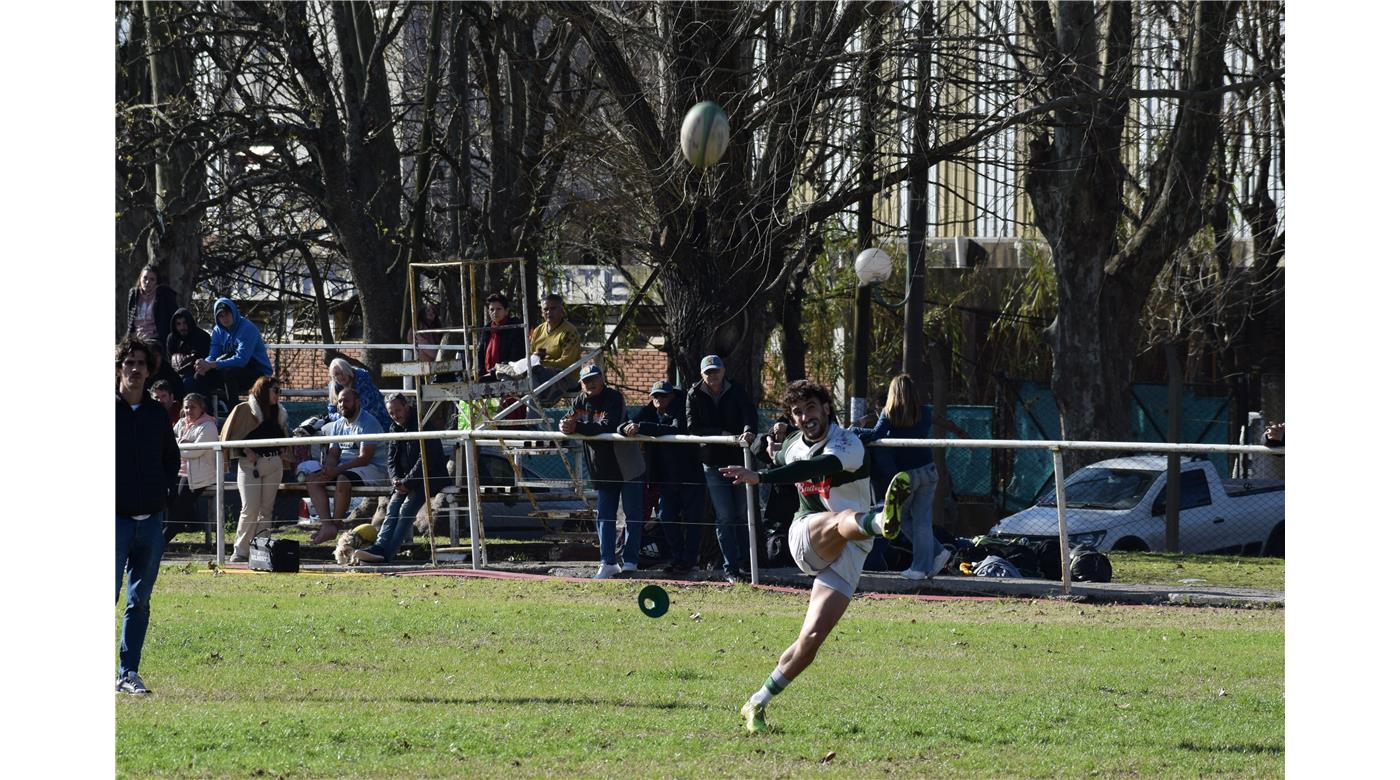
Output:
[593,563,622,579]
[352,549,385,564]
[881,471,912,540]
[620,562,639,573]
[930,545,954,576]
[724,570,745,584]
[899,568,928,580]
[741,701,768,734]
[116,672,150,696]
[227,554,244,564]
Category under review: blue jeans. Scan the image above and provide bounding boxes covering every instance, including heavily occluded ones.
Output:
[704,466,751,574]
[659,482,707,567]
[116,512,167,677]
[596,480,644,565]
[905,483,940,572]
[366,490,425,560]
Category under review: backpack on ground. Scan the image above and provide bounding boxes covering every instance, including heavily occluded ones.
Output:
[1069,546,1112,583]
[973,555,1021,578]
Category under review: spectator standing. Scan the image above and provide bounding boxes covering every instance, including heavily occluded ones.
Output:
[528,293,582,406]
[166,308,211,397]
[220,376,289,562]
[622,380,707,574]
[126,264,179,344]
[115,337,180,695]
[195,297,272,400]
[307,388,389,544]
[166,392,219,544]
[148,379,181,425]
[328,357,392,431]
[848,374,966,579]
[562,365,645,578]
[687,355,758,583]
[352,394,450,564]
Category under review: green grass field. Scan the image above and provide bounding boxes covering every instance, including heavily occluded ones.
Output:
[117,568,1283,778]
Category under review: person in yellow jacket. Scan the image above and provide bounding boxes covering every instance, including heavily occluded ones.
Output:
[527,293,581,406]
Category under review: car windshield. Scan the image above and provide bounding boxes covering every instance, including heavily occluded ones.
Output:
[1036,468,1156,510]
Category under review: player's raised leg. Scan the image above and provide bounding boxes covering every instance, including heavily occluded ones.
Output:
[743,581,851,733]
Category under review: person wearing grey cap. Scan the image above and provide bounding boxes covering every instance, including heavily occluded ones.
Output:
[686,354,759,582]
[561,364,646,578]
[621,379,707,573]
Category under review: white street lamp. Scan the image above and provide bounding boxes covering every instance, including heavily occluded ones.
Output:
[854,247,893,286]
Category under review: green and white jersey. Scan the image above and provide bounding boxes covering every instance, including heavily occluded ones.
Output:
[775,422,873,520]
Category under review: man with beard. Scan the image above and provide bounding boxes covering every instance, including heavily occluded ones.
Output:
[720,379,915,733]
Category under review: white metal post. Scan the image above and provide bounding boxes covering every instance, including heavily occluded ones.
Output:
[744,446,760,586]
[463,436,483,569]
[214,446,225,565]
[1052,447,1071,596]
[451,441,464,546]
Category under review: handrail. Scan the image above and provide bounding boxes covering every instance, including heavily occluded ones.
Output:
[190,429,1282,576]
[265,342,469,352]
[185,429,1284,457]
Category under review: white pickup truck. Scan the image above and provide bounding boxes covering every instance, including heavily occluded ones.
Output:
[990,456,1285,556]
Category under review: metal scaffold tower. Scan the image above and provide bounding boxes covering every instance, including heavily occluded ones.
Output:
[380,257,597,567]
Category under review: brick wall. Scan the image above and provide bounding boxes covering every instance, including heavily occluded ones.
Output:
[269,344,667,407]
[610,348,671,406]
[270,348,365,392]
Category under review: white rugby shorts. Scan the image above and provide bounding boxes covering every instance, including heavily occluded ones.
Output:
[788,513,872,598]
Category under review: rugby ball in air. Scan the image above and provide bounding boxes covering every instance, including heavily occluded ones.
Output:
[680,101,730,168]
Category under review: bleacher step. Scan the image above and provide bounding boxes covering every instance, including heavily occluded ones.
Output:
[380,359,462,378]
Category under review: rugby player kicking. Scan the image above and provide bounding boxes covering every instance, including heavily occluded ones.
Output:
[720,379,931,733]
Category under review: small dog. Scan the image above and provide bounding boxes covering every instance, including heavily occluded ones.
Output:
[333,523,380,565]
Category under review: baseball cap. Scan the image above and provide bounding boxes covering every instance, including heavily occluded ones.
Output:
[649,379,676,396]
[579,364,603,381]
[700,355,724,373]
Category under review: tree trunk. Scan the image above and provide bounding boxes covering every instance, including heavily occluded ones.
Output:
[1024,1,1239,460]
[142,0,206,303]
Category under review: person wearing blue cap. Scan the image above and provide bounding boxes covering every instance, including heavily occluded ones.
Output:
[621,379,707,574]
[561,365,646,578]
[686,354,759,582]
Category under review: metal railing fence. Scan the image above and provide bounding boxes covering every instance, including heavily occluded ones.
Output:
[180,429,1284,595]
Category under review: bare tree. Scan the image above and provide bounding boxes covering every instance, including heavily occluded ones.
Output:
[1018,1,1247,446]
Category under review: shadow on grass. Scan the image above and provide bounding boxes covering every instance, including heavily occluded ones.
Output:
[1178,740,1283,755]
[376,694,708,711]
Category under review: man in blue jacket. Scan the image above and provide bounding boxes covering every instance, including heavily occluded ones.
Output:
[194,297,273,401]
[116,337,181,695]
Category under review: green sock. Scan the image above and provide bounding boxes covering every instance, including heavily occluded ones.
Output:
[860,509,883,537]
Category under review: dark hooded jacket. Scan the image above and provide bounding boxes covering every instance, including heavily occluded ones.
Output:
[387,415,451,496]
[166,308,212,380]
[126,284,179,344]
[206,297,273,375]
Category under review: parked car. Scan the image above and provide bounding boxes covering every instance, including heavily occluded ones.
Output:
[990,456,1284,556]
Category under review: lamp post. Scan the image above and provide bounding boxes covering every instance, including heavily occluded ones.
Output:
[851,247,893,422]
